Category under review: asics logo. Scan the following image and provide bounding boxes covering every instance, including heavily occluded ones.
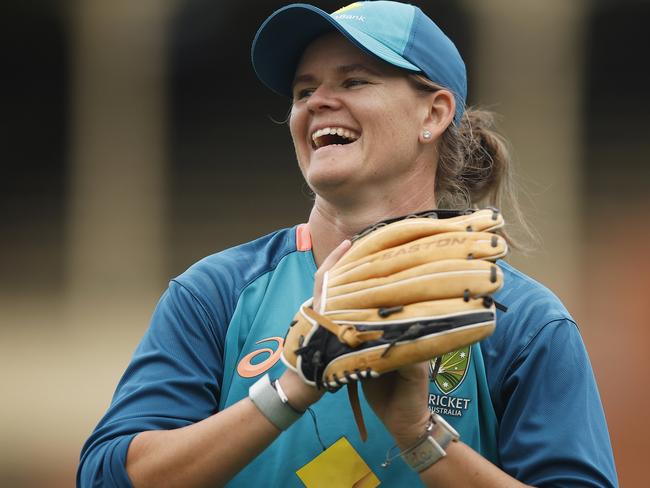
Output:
[236,337,284,378]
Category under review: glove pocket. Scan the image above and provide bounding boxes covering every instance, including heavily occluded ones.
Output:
[326,259,503,310]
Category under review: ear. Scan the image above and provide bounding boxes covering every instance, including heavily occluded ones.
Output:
[419,90,456,143]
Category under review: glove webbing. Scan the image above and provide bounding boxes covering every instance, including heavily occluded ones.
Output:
[302,307,374,441]
[302,307,384,347]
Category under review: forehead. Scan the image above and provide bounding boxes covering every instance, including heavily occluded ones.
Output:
[293,32,400,80]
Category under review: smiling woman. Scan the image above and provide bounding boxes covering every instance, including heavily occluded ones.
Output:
[77,2,618,488]
[288,32,449,212]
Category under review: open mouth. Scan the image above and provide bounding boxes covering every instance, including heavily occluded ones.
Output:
[311,127,360,150]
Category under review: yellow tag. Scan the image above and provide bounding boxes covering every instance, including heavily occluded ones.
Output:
[333,3,362,15]
[296,437,380,488]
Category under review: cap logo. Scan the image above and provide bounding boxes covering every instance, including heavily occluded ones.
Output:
[332,14,366,22]
[333,2,363,14]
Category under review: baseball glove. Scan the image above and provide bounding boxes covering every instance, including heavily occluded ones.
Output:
[282,208,507,438]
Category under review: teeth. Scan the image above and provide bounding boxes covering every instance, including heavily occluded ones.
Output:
[311,126,360,148]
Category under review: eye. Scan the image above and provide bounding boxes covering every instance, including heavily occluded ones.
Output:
[342,78,370,88]
[293,87,315,101]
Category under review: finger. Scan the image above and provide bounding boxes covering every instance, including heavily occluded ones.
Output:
[314,239,351,311]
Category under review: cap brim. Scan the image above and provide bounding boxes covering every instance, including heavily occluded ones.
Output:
[251,3,419,99]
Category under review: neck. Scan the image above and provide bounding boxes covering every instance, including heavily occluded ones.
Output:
[307,186,437,266]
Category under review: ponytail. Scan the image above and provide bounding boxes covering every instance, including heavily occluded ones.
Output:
[409,74,534,250]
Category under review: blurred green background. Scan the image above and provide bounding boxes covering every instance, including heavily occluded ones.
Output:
[1,0,648,486]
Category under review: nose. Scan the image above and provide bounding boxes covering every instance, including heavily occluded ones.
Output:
[306,84,342,113]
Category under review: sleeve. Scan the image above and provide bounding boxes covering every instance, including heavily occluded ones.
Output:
[497,319,619,487]
[77,280,224,488]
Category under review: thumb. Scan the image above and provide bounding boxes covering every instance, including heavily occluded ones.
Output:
[313,239,351,311]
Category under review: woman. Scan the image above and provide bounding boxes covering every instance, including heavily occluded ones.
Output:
[78,2,618,487]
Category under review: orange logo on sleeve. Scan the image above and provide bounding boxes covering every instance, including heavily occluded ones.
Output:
[236,337,284,378]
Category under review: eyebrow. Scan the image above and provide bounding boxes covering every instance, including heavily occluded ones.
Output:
[292,63,382,89]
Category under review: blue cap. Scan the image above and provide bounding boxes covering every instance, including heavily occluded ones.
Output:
[251,1,467,124]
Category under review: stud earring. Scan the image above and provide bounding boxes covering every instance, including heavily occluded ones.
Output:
[422,130,432,140]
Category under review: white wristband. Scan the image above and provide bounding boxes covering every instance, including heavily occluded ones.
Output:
[402,414,460,472]
[249,374,304,431]
[382,413,460,472]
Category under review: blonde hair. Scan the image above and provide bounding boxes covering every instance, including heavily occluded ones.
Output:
[409,73,534,249]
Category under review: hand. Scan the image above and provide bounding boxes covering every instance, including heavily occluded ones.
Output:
[279,239,352,410]
[313,239,351,312]
[362,362,432,448]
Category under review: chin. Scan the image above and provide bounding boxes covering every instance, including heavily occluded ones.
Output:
[309,176,353,194]
[305,160,355,185]
[307,170,357,197]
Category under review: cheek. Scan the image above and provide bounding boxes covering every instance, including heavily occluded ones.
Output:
[390,108,422,148]
[288,107,305,142]
[372,100,416,135]
[288,111,310,174]
[370,114,415,151]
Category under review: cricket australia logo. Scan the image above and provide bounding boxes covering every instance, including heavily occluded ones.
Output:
[427,346,472,417]
[431,346,471,394]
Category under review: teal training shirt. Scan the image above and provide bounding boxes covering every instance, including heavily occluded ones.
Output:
[78,225,618,487]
